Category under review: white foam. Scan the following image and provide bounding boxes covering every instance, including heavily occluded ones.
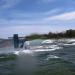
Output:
[13,45,62,55]
[68,39,75,42]
[14,49,34,55]
[14,49,56,55]
[33,47,62,52]
[63,43,75,46]
[23,41,30,49]
[34,49,56,52]
[29,46,43,50]
[48,45,58,48]
[14,47,61,55]
[22,50,33,54]
[14,51,20,55]
[42,40,54,44]
[25,41,30,45]
[13,48,57,55]
[46,55,60,60]
[29,45,60,50]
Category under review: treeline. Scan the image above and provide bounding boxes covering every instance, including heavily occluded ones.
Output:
[25,29,75,40]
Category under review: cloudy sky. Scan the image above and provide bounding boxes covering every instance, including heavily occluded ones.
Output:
[0,0,75,38]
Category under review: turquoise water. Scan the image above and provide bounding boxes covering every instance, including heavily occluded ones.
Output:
[0,39,75,75]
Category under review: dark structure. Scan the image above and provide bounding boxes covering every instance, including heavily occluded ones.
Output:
[13,34,19,48]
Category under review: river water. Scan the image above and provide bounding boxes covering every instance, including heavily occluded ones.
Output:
[0,39,75,75]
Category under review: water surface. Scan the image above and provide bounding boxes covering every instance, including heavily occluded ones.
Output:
[0,39,75,75]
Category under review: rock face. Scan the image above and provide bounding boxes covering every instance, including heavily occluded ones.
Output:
[0,39,13,48]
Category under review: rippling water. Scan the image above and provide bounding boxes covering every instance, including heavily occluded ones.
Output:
[0,39,75,75]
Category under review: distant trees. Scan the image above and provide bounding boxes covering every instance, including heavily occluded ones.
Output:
[25,34,43,40]
[25,29,75,40]
[65,29,75,38]
[47,32,65,38]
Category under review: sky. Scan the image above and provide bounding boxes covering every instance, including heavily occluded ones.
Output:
[0,0,75,38]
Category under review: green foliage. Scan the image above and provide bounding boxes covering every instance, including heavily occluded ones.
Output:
[25,34,47,40]
[0,54,17,61]
[25,29,75,40]
[65,29,75,38]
